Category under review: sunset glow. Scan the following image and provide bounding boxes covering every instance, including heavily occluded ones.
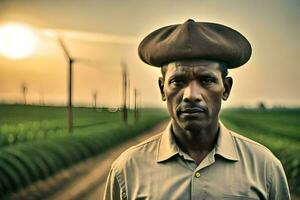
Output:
[0,1,299,107]
[0,23,37,59]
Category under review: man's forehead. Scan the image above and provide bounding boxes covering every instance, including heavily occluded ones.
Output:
[172,60,220,67]
[164,60,222,74]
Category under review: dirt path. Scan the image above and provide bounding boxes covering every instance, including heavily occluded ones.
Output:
[46,122,167,200]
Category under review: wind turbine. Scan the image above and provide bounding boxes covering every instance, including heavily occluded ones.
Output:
[58,37,74,133]
[45,30,137,130]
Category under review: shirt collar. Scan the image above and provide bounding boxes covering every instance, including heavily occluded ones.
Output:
[215,121,239,161]
[156,122,179,162]
[156,121,239,163]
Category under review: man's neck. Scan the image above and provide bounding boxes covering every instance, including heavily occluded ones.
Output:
[171,121,219,164]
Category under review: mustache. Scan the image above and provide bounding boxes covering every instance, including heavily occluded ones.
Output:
[176,102,208,114]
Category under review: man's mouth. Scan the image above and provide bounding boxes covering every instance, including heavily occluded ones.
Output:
[181,107,206,114]
[178,106,208,119]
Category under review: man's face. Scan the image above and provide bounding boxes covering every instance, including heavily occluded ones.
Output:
[159,60,232,132]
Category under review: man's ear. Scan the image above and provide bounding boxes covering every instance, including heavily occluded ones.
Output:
[222,77,233,100]
[158,77,166,101]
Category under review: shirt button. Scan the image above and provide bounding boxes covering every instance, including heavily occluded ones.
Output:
[195,172,201,178]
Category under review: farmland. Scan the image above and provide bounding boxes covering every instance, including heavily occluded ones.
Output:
[0,104,168,197]
[0,104,299,197]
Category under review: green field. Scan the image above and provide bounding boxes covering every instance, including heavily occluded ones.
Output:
[0,104,168,197]
[0,105,299,197]
[221,108,300,196]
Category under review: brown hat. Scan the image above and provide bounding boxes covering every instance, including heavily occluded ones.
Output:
[138,19,252,68]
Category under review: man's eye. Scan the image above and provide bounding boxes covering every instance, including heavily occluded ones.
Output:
[201,77,215,85]
[170,79,186,86]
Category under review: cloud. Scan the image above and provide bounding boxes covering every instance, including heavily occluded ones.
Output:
[41,28,139,44]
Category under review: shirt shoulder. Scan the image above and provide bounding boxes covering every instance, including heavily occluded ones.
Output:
[111,133,163,171]
[229,130,286,190]
[229,130,281,165]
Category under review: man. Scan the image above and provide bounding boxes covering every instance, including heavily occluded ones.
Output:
[103,19,290,200]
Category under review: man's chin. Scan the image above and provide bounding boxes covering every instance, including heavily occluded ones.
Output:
[179,120,208,132]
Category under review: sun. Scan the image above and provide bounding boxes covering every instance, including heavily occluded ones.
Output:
[0,23,38,59]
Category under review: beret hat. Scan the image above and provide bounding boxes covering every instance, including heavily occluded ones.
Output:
[138,19,252,68]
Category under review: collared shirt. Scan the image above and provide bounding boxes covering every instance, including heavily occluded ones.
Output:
[103,121,290,200]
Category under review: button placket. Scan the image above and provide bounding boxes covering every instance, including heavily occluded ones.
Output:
[191,170,206,200]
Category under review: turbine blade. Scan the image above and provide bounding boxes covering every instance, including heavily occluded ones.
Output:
[58,36,72,60]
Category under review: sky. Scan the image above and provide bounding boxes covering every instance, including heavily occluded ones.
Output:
[0,0,299,108]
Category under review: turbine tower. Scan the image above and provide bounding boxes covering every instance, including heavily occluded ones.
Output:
[58,37,74,133]
[121,61,129,124]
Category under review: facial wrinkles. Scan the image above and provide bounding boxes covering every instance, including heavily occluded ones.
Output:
[165,64,225,114]
[162,61,228,134]
[172,61,220,75]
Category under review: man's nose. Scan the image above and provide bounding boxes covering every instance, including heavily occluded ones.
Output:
[183,80,202,102]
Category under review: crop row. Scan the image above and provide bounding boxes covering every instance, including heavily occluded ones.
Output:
[0,112,167,198]
[0,118,115,147]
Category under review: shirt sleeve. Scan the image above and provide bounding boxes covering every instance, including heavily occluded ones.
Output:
[103,167,122,200]
[268,160,291,200]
